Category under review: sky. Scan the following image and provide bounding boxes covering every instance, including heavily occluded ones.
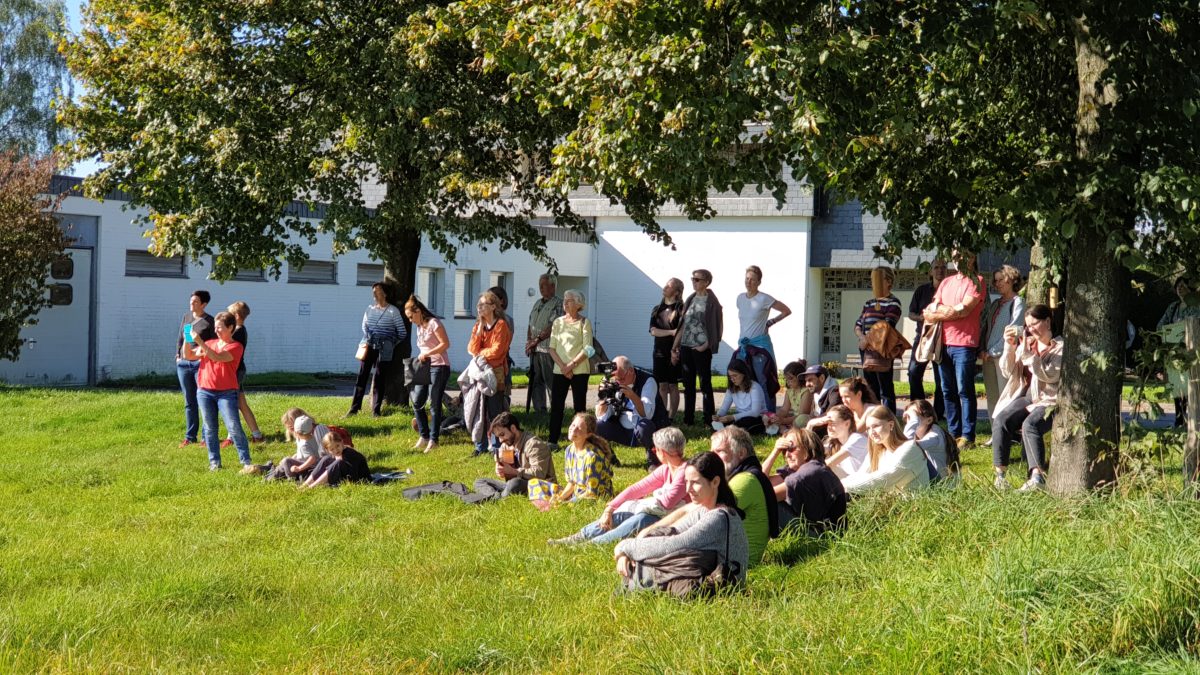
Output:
[63,0,104,177]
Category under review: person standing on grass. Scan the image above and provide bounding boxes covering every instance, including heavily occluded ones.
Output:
[735,265,791,412]
[649,278,685,421]
[184,311,253,472]
[841,406,930,495]
[176,289,216,448]
[908,259,948,420]
[761,427,847,536]
[923,252,986,451]
[672,269,723,426]
[710,426,778,566]
[406,295,451,454]
[548,426,689,546]
[467,290,514,456]
[547,289,593,448]
[222,301,264,447]
[301,432,371,488]
[854,266,903,412]
[614,451,749,595]
[525,273,563,414]
[348,283,406,418]
[990,304,1063,492]
[980,265,1026,421]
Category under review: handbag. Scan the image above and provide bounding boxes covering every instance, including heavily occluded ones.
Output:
[638,509,739,598]
[914,321,943,364]
[402,357,431,387]
[355,342,369,361]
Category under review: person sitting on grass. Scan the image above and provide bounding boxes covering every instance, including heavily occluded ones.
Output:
[264,414,328,481]
[902,399,958,483]
[548,426,689,546]
[762,427,847,536]
[841,406,930,495]
[709,426,777,565]
[528,412,615,509]
[466,412,556,503]
[806,374,878,434]
[712,359,767,434]
[823,405,870,478]
[301,429,371,489]
[613,451,749,595]
[771,360,815,430]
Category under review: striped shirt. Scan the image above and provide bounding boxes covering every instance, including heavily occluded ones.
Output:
[855,295,902,333]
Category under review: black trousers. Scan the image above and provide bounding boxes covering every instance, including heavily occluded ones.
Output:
[680,347,715,425]
[549,373,590,445]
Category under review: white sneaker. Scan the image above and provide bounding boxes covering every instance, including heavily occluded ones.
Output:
[1018,474,1047,492]
[413,437,427,451]
[993,472,1010,490]
[209,462,222,471]
[765,424,780,436]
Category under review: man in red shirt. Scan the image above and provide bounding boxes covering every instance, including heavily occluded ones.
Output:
[923,253,986,447]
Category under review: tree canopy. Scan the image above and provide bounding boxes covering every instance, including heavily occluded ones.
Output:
[1,0,71,154]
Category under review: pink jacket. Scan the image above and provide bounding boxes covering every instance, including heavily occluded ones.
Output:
[608,462,690,511]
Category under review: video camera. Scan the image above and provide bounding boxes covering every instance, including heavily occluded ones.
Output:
[595,361,623,408]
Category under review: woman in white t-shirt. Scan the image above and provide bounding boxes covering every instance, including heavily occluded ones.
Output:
[735,265,791,412]
[823,405,870,478]
[842,406,930,495]
[406,295,450,453]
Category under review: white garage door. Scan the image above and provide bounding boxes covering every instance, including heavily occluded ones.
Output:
[0,248,93,385]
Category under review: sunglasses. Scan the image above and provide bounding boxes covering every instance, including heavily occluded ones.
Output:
[691,277,707,283]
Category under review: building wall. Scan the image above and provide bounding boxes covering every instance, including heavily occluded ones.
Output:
[591,216,813,373]
[45,195,593,382]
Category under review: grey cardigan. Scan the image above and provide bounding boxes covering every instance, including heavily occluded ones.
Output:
[614,505,749,585]
[672,291,724,355]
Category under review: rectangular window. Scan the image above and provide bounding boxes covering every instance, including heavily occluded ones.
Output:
[125,250,187,278]
[417,267,444,315]
[357,263,385,287]
[488,271,512,301]
[454,269,479,318]
[209,258,265,282]
[287,260,338,284]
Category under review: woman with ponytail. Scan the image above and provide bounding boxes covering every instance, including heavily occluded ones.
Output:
[528,412,615,507]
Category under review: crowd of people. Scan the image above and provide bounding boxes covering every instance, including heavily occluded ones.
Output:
[170,255,1196,594]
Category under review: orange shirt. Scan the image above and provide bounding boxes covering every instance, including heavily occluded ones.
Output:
[468,317,513,369]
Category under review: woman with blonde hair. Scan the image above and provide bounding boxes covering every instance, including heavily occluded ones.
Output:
[528,412,615,508]
[981,264,1026,419]
[841,406,931,495]
[466,289,514,455]
[548,289,594,446]
[224,301,264,444]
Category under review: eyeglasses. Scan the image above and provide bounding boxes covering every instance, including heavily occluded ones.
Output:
[476,301,493,308]
[691,277,706,283]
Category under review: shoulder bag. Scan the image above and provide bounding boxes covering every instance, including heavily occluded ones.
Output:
[402,357,431,387]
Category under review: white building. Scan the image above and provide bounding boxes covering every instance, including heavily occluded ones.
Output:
[1,175,1026,385]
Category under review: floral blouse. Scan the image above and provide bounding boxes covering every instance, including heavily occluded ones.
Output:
[528,442,614,503]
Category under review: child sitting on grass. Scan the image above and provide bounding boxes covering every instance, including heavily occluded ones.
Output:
[769,360,815,431]
[264,414,327,481]
[301,433,371,489]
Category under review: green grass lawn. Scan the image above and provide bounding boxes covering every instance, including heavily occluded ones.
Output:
[1,385,1197,671]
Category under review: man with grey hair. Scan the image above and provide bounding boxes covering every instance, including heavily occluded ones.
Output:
[596,355,669,468]
[525,273,563,413]
[548,426,690,546]
[710,426,778,565]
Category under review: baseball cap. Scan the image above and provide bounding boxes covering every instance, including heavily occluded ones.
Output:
[294,415,315,434]
[801,365,827,378]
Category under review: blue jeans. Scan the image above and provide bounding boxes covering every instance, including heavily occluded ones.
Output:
[198,388,251,466]
[413,365,451,442]
[579,510,662,545]
[938,346,978,441]
[176,359,201,441]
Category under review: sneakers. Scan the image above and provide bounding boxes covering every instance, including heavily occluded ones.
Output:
[180,439,198,448]
[423,441,438,454]
[239,464,263,476]
[1018,474,1047,492]
[765,424,780,436]
[209,461,222,471]
[993,472,1010,490]
[250,433,265,444]
[220,439,234,449]
[547,532,587,546]
[414,437,428,451]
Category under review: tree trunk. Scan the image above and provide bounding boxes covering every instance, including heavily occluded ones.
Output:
[1047,224,1124,494]
[1047,16,1124,495]
[1184,318,1200,495]
[1025,242,1051,307]
[378,225,421,407]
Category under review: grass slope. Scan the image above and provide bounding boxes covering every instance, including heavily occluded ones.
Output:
[0,387,1197,672]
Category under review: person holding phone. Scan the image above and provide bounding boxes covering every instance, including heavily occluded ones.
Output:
[990,304,1063,492]
[183,310,254,472]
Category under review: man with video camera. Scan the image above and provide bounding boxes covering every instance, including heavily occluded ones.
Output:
[595,356,669,468]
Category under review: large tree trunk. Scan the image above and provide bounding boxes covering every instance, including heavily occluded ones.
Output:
[1048,224,1124,494]
[1048,16,1123,495]
[378,225,421,407]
